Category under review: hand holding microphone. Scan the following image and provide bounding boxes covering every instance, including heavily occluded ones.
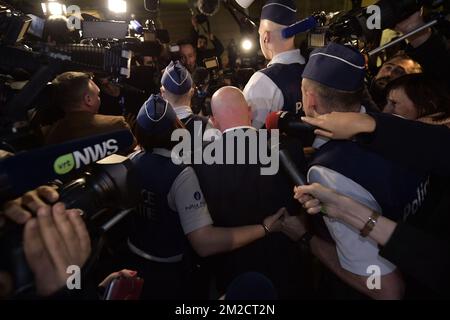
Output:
[293,183,365,221]
[266,110,327,216]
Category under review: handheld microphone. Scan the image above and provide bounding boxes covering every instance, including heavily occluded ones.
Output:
[281,16,318,39]
[279,148,307,186]
[279,148,327,217]
[0,129,134,202]
[266,111,316,136]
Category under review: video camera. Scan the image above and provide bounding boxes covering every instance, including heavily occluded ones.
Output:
[0,3,32,45]
[0,5,134,148]
[285,0,449,52]
[0,2,163,153]
[0,130,140,296]
[191,57,225,116]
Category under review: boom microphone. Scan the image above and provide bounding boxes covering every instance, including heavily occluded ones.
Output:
[281,15,318,39]
[0,129,134,202]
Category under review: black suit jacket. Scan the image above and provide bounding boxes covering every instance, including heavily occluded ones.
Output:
[194,129,313,298]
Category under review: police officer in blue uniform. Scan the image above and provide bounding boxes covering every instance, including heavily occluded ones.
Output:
[299,43,431,299]
[128,95,285,299]
[160,61,211,137]
[244,0,306,129]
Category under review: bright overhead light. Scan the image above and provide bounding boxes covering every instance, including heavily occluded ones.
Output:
[241,38,253,51]
[41,1,67,16]
[108,0,127,14]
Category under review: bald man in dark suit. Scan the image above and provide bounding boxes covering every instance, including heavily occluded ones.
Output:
[194,86,313,299]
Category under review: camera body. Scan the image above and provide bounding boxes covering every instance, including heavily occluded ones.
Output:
[0,154,139,296]
[0,4,32,45]
[307,0,448,50]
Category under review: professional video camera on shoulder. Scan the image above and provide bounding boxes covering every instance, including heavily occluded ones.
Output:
[127,18,171,66]
[281,0,448,53]
[191,58,225,116]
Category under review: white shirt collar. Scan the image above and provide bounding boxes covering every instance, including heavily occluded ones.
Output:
[173,105,193,120]
[313,106,367,150]
[223,126,256,135]
[268,49,305,67]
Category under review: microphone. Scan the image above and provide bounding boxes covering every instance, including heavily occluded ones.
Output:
[266,111,315,136]
[0,130,134,202]
[279,148,327,217]
[281,15,318,39]
[197,0,220,16]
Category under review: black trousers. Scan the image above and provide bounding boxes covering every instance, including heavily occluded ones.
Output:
[129,252,211,300]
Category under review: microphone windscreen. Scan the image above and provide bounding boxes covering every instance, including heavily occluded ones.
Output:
[281,16,317,38]
[0,129,134,202]
[265,111,281,131]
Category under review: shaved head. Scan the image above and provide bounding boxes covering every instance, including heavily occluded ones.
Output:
[211,86,252,132]
[259,19,295,60]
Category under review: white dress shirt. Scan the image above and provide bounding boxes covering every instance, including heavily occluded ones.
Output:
[308,106,396,276]
[173,105,193,121]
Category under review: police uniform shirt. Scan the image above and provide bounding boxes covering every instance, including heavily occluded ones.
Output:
[173,104,193,121]
[142,148,213,235]
[308,106,397,276]
[243,49,305,129]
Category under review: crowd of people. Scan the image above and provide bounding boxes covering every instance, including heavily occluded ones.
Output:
[1,0,449,300]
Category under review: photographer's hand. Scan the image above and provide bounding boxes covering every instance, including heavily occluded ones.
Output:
[23,203,91,297]
[301,112,376,140]
[294,184,351,219]
[293,184,397,247]
[1,186,59,224]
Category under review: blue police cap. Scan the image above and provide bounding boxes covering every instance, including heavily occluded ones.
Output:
[302,42,366,92]
[161,60,193,95]
[261,0,297,26]
[137,94,177,134]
